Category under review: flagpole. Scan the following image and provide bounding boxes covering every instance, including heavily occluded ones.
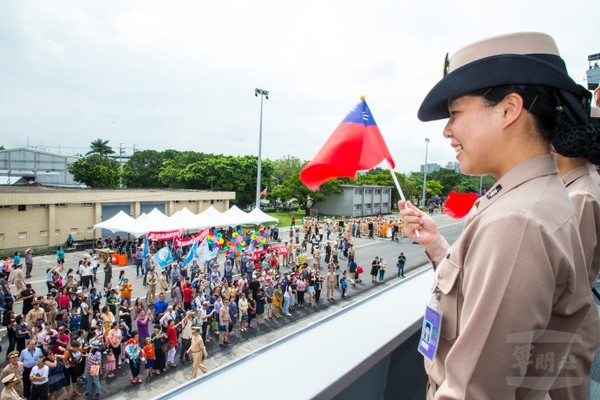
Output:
[386,160,421,238]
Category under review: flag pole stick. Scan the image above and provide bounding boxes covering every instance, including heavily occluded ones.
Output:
[387,160,421,238]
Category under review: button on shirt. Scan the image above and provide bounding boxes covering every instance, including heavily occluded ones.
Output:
[19,347,44,368]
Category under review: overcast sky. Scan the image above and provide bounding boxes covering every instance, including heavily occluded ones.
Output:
[1,1,598,173]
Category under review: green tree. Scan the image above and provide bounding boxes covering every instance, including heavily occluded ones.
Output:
[273,172,343,215]
[86,139,115,156]
[158,151,208,188]
[270,155,303,184]
[169,154,273,208]
[122,150,164,188]
[68,154,120,188]
[0,145,5,150]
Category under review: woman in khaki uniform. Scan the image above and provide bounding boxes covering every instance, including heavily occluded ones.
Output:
[550,109,600,399]
[186,327,208,378]
[400,32,595,399]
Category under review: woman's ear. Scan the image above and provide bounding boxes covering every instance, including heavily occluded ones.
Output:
[500,92,525,129]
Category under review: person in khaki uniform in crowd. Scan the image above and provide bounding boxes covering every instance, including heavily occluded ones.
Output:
[400,32,595,399]
[550,109,600,399]
[186,326,208,378]
[0,373,24,400]
[1,353,23,398]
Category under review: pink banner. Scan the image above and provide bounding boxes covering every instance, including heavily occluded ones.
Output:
[148,229,184,242]
[175,228,210,248]
[249,245,288,261]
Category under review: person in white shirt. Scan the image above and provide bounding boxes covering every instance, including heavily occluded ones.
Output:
[29,356,49,400]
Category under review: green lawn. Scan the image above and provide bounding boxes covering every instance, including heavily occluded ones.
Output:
[264,210,300,227]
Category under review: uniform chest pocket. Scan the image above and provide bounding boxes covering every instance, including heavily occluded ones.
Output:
[434,256,462,341]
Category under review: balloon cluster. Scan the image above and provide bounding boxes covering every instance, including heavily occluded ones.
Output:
[206,228,269,253]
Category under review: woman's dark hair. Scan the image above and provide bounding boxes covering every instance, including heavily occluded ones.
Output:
[474,85,559,142]
[474,85,600,163]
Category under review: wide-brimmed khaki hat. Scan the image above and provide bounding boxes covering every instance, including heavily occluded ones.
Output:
[418,32,589,122]
[2,373,19,384]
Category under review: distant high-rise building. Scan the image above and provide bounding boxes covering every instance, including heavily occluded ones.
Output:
[444,161,461,172]
[420,163,441,173]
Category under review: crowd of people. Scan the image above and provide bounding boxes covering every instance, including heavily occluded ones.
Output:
[0,215,411,400]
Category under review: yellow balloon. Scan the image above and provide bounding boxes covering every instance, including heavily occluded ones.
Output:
[219,238,224,244]
[241,241,246,246]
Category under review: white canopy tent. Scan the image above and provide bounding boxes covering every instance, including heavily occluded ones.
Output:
[95,206,278,237]
[93,210,144,236]
[220,205,257,227]
[246,208,279,225]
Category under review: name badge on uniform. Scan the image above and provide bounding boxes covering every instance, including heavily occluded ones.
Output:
[418,293,442,361]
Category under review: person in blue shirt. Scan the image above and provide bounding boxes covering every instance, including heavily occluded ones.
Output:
[13,252,21,268]
[56,247,65,270]
[153,293,169,321]
[19,339,44,399]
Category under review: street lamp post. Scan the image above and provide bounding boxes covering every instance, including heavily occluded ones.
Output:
[255,88,269,210]
[421,138,430,209]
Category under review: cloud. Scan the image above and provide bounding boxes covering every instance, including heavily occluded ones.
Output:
[0,0,598,173]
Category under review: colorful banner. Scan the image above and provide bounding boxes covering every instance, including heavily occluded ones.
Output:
[249,245,288,261]
[175,228,210,248]
[148,229,184,242]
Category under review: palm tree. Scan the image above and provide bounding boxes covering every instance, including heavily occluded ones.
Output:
[87,139,115,156]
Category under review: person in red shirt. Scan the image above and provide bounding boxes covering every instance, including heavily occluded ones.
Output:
[182,282,194,311]
[165,320,179,368]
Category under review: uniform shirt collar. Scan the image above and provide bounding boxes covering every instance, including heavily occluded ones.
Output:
[473,154,559,216]
[561,164,591,188]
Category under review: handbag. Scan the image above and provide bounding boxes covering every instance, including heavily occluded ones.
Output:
[162,341,174,353]
[90,364,100,377]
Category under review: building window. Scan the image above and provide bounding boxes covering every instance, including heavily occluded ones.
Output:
[375,189,381,194]
[54,229,61,236]
[81,203,93,207]
[87,227,94,233]
[0,206,11,210]
[355,189,363,195]
[0,233,4,240]
[188,200,195,203]
[365,203,372,209]
[382,202,389,208]
[55,204,67,208]
[40,230,48,237]
[70,228,78,235]
[18,232,27,239]
[354,204,362,210]
[32,204,47,209]
[211,200,214,204]
[365,189,372,195]
[18,205,26,212]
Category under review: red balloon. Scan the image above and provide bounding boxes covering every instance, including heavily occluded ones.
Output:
[444,190,479,219]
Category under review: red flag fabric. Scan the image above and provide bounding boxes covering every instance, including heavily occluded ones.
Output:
[300,97,395,190]
[443,190,479,219]
[260,188,268,196]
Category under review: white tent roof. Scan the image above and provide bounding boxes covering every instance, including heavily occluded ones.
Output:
[195,205,225,228]
[246,208,279,225]
[96,206,276,237]
[94,210,143,235]
[220,205,255,227]
[170,208,206,230]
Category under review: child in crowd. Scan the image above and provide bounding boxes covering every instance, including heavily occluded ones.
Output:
[143,337,155,382]
[105,348,116,378]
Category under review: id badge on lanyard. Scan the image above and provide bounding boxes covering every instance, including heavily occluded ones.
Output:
[418,287,442,361]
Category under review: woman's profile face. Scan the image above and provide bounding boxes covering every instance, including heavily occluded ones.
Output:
[444,95,504,177]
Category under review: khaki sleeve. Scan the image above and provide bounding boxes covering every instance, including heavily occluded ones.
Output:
[424,235,451,269]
